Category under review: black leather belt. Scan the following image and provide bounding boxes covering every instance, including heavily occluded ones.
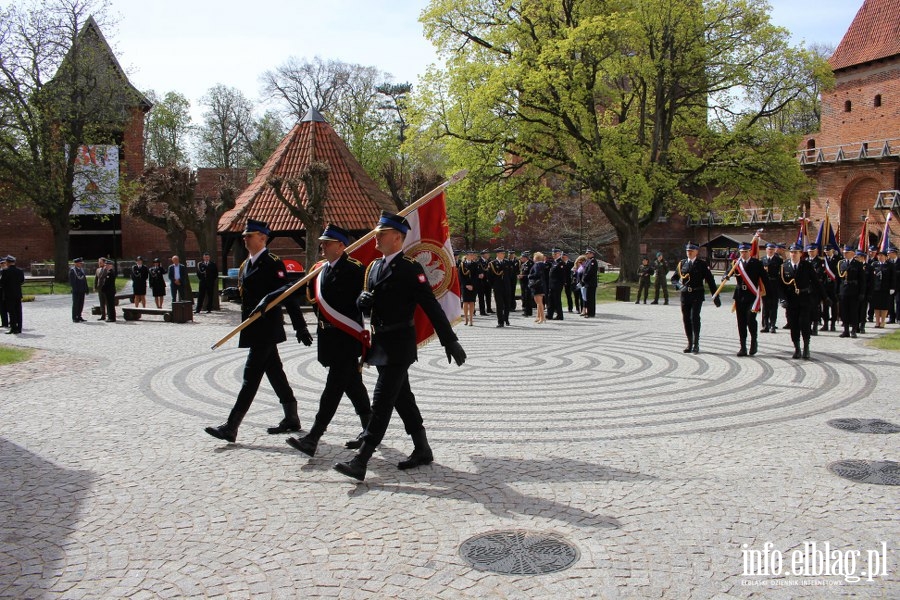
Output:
[371,319,415,334]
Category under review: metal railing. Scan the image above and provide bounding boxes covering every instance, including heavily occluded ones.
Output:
[797,138,900,165]
[686,206,803,227]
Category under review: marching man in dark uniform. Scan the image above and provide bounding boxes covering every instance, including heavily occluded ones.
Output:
[780,243,829,359]
[287,225,372,457]
[333,211,466,481]
[760,242,783,333]
[205,219,313,444]
[195,252,219,313]
[487,247,511,327]
[805,244,831,336]
[671,242,720,353]
[837,245,866,338]
[69,257,89,323]
[723,242,765,356]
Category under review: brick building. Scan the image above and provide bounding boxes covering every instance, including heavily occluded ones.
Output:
[801,0,900,246]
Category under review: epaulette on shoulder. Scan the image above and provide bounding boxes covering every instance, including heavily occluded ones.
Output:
[403,255,417,263]
[267,251,280,260]
[347,256,364,267]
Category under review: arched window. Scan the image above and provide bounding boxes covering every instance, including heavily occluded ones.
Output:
[807,139,816,149]
[874,94,882,108]
[844,100,852,112]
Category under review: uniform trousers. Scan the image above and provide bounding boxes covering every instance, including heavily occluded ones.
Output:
[6,299,22,332]
[493,284,510,325]
[680,297,703,342]
[102,288,117,320]
[547,286,564,319]
[840,295,860,334]
[653,277,668,302]
[637,278,651,302]
[735,300,758,343]
[785,301,812,347]
[308,360,371,437]
[196,284,215,312]
[761,289,779,329]
[583,285,597,317]
[228,343,296,428]
[361,364,425,448]
[520,280,533,316]
[72,292,85,321]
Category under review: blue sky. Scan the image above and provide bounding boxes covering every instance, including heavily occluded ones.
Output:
[111,0,863,114]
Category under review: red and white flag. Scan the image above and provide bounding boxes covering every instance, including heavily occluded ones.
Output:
[350,191,462,346]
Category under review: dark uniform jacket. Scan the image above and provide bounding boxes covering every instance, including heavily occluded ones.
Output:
[653,258,668,280]
[1,265,24,300]
[837,259,866,299]
[549,258,567,289]
[582,258,598,289]
[238,250,306,348]
[311,253,365,367]
[672,258,717,300]
[761,254,783,285]
[731,257,765,303]
[780,260,826,306]
[100,265,117,293]
[197,260,218,287]
[364,252,458,367]
[486,259,507,291]
[68,266,89,294]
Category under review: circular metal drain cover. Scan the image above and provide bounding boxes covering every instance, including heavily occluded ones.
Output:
[827,418,900,434]
[459,529,579,574]
[828,460,900,485]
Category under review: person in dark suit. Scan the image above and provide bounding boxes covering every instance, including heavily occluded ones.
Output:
[476,250,492,315]
[68,257,89,323]
[519,251,534,317]
[671,242,720,353]
[546,249,566,320]
[561,252,574,312]
[780,243,829,359]
[487,248,510,327]
[130,256,149,308]
[194,252,218,313]
[2,256,24,334]
[333,211,466,481]
[759,243,783,333]
[205,219,313,444]
[582,248,599,317]
[167,256,188,303]
[94,257,108,320]
[287,225,372,457]
[823,245,841,331]
[723,242,765,356]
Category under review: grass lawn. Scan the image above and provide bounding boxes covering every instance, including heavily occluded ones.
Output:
[0,345,34,365]
[595,272,734,304]
[869,329,900,351]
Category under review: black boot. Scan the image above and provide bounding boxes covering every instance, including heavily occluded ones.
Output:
[683,336,693,353]
[792,345,801,359]
[334,443,374,481]
[287,433,320,457]
[204,424,237,443]
[802,342,810,360]
[749,337,758,356]
[398,429,434,470]
[736,344,747,357]
[267,400,301,434]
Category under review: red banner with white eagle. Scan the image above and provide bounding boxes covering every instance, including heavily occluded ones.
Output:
[350,191,462,346]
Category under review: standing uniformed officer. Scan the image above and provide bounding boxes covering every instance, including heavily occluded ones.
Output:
[205,219,313,443]
[760,242,783,333]
[837,245,866,338]
[287,225,372,458]
[650,252,669,305]
[506,250,519,312]
[487,248,511,327]
[547,248,566,320]
[671,242,720,353]
[724,242,765,356]
[780,243,828,359]
[195,252,219,313]
[582,248,599,317]
[69,257,89,323]
[806,244,831,335]
[477,250,493,315]
[823,244,841,331]
[635,257,653,304]
[333,211,466,481]
[519,251,534,317]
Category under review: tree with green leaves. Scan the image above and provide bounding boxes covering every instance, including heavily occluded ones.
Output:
[196,84,254,170]
[421,0,825,279]
[0,0,148,281]
[143,90,193,167]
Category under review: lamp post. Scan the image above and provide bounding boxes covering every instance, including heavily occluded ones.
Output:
[707,210,712,263]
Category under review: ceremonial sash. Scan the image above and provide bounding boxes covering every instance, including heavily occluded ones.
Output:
[314,264,371,358]
[736,260,763,312]
[824,259,836,282]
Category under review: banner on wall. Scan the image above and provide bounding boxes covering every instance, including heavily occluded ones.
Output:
[70,145,120,216]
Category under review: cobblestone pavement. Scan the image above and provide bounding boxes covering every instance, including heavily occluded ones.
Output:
[0,294,897,599]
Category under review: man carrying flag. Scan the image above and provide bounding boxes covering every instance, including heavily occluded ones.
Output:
[724,240,765,356]
[334,211,467,482]
[286,224,372,458]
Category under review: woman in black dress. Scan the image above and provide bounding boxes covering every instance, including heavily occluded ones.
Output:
[528,251,548,323]
[458,250,479,325]
[130,256,150,308]
[148,258,167,308]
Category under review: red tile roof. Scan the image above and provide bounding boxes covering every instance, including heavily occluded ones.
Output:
[829,0,900,71]
[218,108,395,234]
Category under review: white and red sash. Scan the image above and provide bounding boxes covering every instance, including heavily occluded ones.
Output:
[736,259,763,313]
[824,259,837,282]
[314,263,371,356]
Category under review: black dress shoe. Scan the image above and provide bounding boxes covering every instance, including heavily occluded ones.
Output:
[850,332,857,338]
[334,456,367,481]
[691,344,699,354]
[205,425,236,443]
[286,435,318,457]
[345,432,365,449]
[398,449,433,470]
[749,340,758,356]
[792,349,801,359]
[267,420,301,434]
[683,345,693,353]
[736,348,748,357]
[839,332,849,338]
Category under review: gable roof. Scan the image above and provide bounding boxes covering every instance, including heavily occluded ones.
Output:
[829,0,900,71]
[52,16,152,111]
[218,108,395,234]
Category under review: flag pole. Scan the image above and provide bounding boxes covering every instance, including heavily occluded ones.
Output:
[211,170,468,350]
